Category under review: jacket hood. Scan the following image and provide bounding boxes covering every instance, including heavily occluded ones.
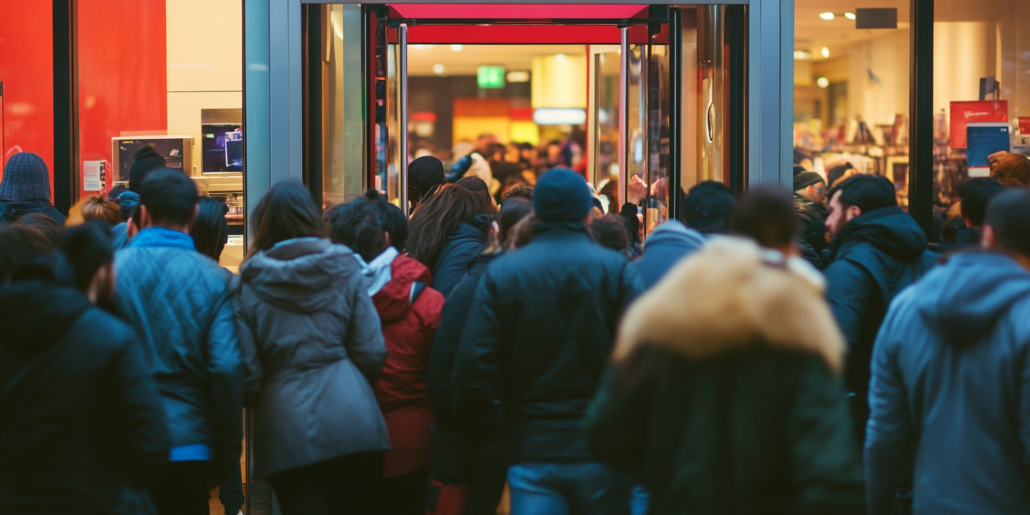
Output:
[830,206,927,261]
[0,254,93,355]
[615,237,845,372]
[913,251,1030,346]
[0,200,58,223]
[241,238,361,313]
[373,254,433,324]
[643,220,706,254]
[451,218,491,245]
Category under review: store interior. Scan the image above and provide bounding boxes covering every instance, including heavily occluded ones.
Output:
[793,0,1030,211]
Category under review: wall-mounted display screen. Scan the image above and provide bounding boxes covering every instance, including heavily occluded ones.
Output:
[202,123,243,173]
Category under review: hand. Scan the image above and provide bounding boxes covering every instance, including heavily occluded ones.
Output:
[628,175,647,205]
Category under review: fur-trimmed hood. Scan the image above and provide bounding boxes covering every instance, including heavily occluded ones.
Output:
[614,237,845,372]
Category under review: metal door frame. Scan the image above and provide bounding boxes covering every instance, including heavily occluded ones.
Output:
[245,0,793,226]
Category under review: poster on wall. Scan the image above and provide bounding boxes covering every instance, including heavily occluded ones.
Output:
[1019,117,1030,135]
[950,100,1008,149]
[83,160,106,192]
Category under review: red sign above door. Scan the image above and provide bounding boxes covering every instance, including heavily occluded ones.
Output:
[388,4,648,19]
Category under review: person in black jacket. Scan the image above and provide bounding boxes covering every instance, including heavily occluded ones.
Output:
[427,197,532,515]
[452,168,644,515]
[823,174,937,446]
[951,177,1006,250]
[793,171,829,269]
[0,225,170,515]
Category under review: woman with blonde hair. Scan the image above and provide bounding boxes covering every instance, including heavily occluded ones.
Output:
[79,195,122,225]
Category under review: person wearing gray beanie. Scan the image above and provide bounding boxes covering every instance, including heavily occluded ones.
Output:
[452,168,644,515]
[0,152,66,226]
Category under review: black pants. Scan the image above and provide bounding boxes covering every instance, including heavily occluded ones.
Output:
[376,466,431,515]
[150,461,212,515]
[269,451,384,515]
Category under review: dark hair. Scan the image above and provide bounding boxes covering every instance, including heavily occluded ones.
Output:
[497,197,533,244]
[502,184,534,202]
[325,195,386,262]
[139,169,199,227]
[486,142,507,160]
[15,213,62,250]
[960,178,1006,227]
[731,186,798,249]
[590,214,631,256]
[0,225,51,282]
[827,162,855,187]
[370,191,408,252]
[456,176,489,194]
[984,189,1030,257]
[248,180,326,257]
[191,196,229,261]
[408,185,493,270]
[827,174,896,214]
[683,181,735,234]
[57,221,113,292]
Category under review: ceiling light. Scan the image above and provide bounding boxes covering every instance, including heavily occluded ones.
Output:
[450,44,463,52]
[533,108,587,125]
[844,12,856,20]
[555,53,567,62]
[433,64,445,74]
[819,12,835,20]
[816,77,830,88]
[793,50,812,60]
[506,70,530,82]
[821,47,830,58]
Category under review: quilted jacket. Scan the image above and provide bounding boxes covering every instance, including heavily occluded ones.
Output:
[114,228,243,484]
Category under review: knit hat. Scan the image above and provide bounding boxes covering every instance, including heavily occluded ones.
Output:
[793,171,824,192]
[533,168,592,223]
[408,156,444,199]
[128,146,166,193]
[0,152,51,202]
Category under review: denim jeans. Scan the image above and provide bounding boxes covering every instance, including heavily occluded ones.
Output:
[507,462,633,515]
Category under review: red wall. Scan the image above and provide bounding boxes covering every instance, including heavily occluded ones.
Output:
[76,0,167,197]
[0,0,55,195]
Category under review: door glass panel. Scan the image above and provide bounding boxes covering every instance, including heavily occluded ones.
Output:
[628,44,646,197]
[645,38,671,235]
[590,46,621,210]
[385,42,402,207]
[320,4,364,209]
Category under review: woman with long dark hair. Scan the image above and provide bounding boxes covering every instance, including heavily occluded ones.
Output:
[236,181,389,515]
[407,181,494,298]
[190,196,229,262]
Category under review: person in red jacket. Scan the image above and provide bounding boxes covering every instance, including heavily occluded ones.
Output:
[326,190,445,515]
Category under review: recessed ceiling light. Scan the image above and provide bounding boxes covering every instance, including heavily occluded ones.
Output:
[819,12,835,20]
[793,50,812,60]
[555,53,567,62]
[450,44,463,52]
[433,64,445,74]
[821,47,830,58]
[506,70,530,82]
[844,12,856,20]
[816,77,830,88]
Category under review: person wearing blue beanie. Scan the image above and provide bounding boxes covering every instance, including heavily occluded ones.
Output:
[533,167,593,223]
[0,152,66,226]
[452,169,644,513]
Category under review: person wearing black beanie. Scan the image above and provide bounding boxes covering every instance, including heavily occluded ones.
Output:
[451,169,644,514]
[408,156,445,211]
[128,146,167,193]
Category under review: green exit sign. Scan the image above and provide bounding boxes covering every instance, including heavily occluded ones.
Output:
[477,66,505,89]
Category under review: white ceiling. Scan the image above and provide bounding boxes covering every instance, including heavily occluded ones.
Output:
[407,44,586,76]
[794,0,910,59]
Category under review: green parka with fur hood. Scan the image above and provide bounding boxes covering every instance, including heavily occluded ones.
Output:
[587,238,864,515]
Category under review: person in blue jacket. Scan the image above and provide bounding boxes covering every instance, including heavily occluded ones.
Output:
[114,169,243,515]
[866,188,1030,515]
[822,174,937,446]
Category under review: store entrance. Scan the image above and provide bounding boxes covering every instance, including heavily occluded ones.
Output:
[302,3,746,235]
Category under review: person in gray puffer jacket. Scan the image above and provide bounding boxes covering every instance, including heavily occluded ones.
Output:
[235,181,389,515]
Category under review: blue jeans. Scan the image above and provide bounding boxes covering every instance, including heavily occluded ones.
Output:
[507,462,633,515]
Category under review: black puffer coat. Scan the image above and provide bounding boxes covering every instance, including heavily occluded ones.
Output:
[0,256,170,514]
[452,221,643,464]
[0,199,67,226]
[795,193,828,269]
[824,206,937,442]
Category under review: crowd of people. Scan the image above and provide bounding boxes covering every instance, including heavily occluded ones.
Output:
[2,141,1030,515]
